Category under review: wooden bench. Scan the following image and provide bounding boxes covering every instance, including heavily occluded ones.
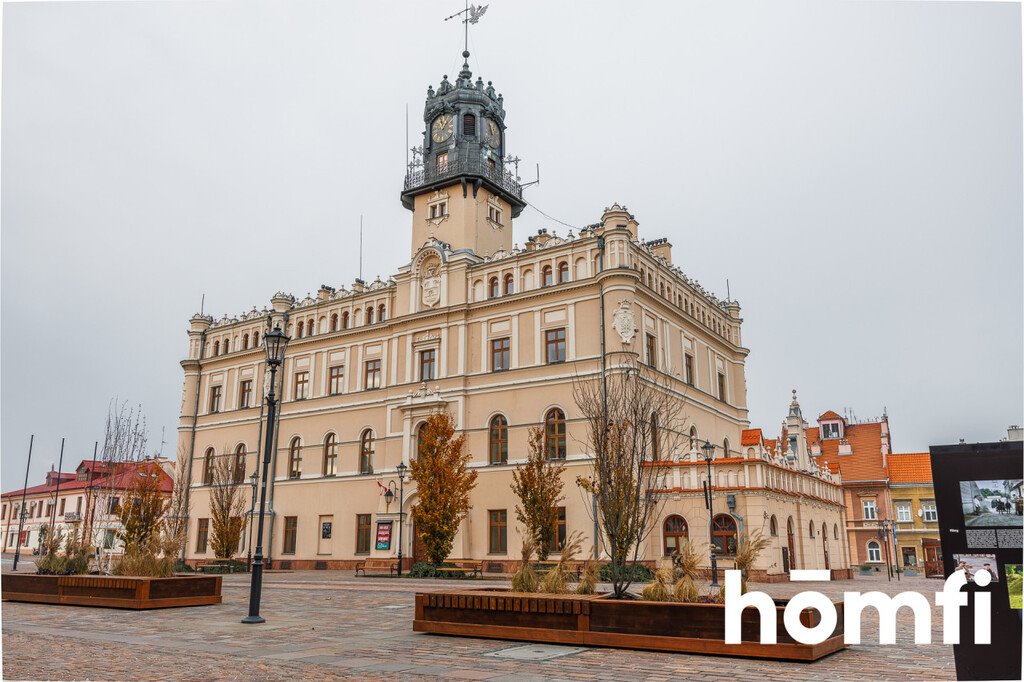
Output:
[534,560,584,580]
[355,558,398,576]
[434,560,483,578]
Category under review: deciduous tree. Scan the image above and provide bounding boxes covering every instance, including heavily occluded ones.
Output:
[410,411,478,565]
[511,427,565,560]
[209,456,246,560]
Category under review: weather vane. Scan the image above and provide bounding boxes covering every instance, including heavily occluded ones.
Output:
[444,2,489,54]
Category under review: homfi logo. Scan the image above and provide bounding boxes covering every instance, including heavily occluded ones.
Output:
[724,569,991,645]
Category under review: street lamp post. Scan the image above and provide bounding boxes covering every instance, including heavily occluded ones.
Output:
[701,440,719,588]
[242,326,289,625]
[13,434,35,573]
[246,471,258,573]
[396,461,407,576]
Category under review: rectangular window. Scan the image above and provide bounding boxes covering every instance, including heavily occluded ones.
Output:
[103,529,115,549]
[488,205,502,225]
[209,385,222,413]
[863,499,878,520]
[436,151,448,174]
[108,497,119,515]
[922,501,938,522]
[555,507,567,551]
[46,503,53,518]
[364,359,381,389]
[488,509,507,554]
[76,497,82,513]
[356,514,372,554]
[429,201,448,219]
[239,380,253,408]
[821,423,840,439]
[545,328,566,364]
[896,503,912,523]
[420,349,436,382]
[684,354,694,386]
[59,498,65,515]
[491,337,510,371]
[283,516,298,554]
[196,518,209,553]
[717,372,727,402]
[328,366,345,395]
[294,371,309,400]
[645,334,657,368]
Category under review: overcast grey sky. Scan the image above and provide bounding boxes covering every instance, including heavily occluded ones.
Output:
[2,1,1021,486]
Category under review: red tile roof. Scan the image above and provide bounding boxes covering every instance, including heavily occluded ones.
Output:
[811,421,887,481]
[888,452,933,483]
[818,410,843,421]
[2,460,173,499]
[741,428,763,446]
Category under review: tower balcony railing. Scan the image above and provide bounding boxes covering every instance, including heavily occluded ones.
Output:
[404,157,523,200]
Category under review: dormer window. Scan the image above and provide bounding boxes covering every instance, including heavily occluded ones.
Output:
[821,422,842,439]
[463,113,476,138]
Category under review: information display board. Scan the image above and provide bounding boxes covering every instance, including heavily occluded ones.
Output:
[930,439,1022,681]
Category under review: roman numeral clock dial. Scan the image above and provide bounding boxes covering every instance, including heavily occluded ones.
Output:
[431,115,454,143]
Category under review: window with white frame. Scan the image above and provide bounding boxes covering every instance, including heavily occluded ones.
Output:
[867,540,881,562]
[896,503,912,522]
[821,422,841,439]
[922,501,938,522]
[862,499,877,520]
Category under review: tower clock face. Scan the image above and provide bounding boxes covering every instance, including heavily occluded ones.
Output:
[431,115,454,143]
[484,119,501,148]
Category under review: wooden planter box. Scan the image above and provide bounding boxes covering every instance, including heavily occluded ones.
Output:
[414,589,845,661]
[2,574,222,609]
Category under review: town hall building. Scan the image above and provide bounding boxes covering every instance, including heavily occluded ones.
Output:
[177,50,850,581]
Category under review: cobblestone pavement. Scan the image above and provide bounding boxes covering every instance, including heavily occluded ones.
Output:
[1,570,955,681]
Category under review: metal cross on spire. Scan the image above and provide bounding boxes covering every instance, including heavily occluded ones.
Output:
[444,2,488,54]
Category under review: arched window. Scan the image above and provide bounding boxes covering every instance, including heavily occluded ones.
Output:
[288,438,302,479]
[867,540,881,562]
[521,268,534,290]
[415,422,428,460]
[663,515,689,556]
[243,334,250,350]
[463,112,476,137]
[359,430,374,474]
[650,411,659,460]
[809,520,815,538]
[557,261,569,283]
[489,415,508,465]
[297,321,304,338]
[253,331,259,347]
[833,524,839,540]
[342,311,350,329]
[323,433,338,476]
[307,319,315,336]
[722,438,730,458]
[545,408,566,460]
[542,265,553,287]
[503,273,514,295]
[233,444,246,483]
[770,515,778,537]
[488,277,500,299]
[712,514,738,556]
[224,338,230,353]
[378,304,386,322]
[213,341,220,356]
[330,314,338,332]
[202,448,215,485]
[689,426,698,451]
[366,307,374,325]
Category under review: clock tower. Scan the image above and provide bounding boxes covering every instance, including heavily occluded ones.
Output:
[402,51,527,259]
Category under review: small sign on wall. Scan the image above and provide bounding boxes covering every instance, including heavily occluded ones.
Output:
[375,521,393,550]
[321,522,332,539]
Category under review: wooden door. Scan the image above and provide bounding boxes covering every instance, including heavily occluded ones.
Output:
[786,519,796,570]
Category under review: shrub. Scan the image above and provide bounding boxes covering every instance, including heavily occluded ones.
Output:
[408,561,466,578]
[671,540,702,603]
[539,531,584,594]
[576,560,600,595]
[511,539,539,593]
[640,568,673,602]
[599,562,653,583]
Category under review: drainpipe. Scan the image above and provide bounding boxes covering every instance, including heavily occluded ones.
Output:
[594,235,607,560]
[181,330,206,564]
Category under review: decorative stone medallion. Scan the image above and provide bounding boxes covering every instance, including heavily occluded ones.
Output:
[613,299,637,344]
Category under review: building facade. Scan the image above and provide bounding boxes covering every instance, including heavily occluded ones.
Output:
[886,452,941,576]
[1,458,174,564]
[177,52,849,581]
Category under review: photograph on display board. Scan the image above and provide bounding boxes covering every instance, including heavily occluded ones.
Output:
[1007,565,1022,610]
[960,479,1023,527]
[953,553,1000,582]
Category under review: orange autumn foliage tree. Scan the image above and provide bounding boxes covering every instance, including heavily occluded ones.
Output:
[410,412,478,565]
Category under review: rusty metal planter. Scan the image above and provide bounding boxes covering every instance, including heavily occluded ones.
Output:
[2,573,222,609]
[414,589,845,662]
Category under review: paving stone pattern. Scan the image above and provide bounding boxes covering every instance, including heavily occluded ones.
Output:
[1,570,955,681]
